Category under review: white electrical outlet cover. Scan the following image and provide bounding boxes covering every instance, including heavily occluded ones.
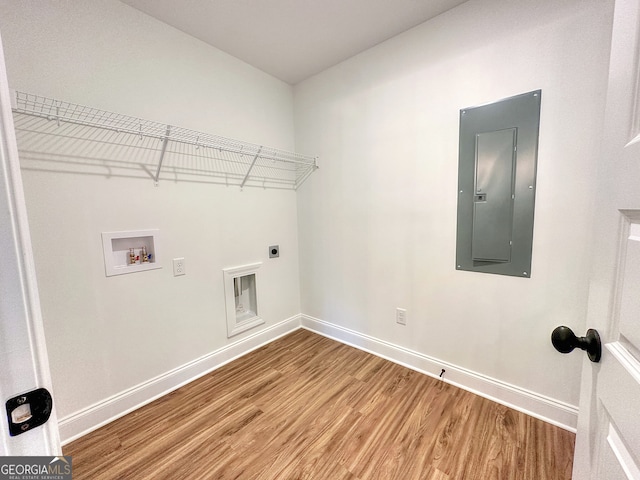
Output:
[396,308,407,325]
[173,258,185,276]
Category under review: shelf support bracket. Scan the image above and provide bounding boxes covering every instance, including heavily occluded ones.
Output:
[154,125,172,186]
[294,157,319,190]
[240,146,262,189]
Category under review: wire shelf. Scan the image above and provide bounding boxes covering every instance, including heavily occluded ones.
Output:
[11,91,318,190]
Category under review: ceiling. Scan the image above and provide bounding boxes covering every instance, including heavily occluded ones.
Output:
[120,0,468,85]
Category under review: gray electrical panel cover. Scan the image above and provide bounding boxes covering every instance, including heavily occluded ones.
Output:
[456,90,541,277]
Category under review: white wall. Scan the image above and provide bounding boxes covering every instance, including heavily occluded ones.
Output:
[0,0,300,426]
[294,0,614,412]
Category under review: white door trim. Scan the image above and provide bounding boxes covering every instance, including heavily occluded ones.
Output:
[0,30,61,455]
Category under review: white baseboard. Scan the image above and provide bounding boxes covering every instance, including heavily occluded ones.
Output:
[300,314,578,432]
[59,312,577,445]
[58,315,301,445]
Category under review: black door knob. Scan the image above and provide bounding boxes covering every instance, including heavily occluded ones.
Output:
[551,326,601,363]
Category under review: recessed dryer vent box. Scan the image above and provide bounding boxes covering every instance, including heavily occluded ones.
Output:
[101,229,161,276]
[223,262,264,338]
[456,90,541,278]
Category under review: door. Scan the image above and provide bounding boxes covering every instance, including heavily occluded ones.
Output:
[0,31,61,455]
[573,0,640,478]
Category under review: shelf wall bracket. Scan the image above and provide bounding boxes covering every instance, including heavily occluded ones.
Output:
[153,126,172,186]
[240,146,263,189]
[295,157,319,190]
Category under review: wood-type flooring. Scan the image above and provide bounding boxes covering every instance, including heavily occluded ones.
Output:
[64,329,575,479]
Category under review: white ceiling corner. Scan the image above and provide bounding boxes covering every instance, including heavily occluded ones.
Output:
[120,0,468,84]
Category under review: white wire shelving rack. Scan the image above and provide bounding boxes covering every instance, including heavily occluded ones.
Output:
[10,91,318,190]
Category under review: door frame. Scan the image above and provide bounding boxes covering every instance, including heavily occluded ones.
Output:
[0,30,61,455]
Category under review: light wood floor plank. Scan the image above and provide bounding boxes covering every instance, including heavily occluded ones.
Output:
[64,329,575,479]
